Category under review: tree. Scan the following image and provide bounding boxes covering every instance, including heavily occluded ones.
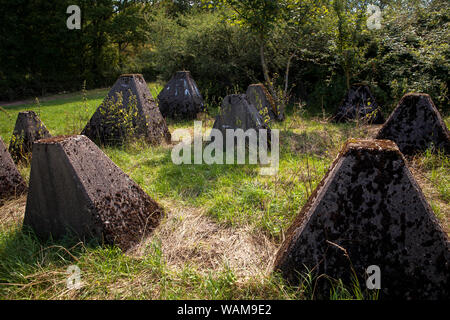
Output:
[209,0,285,118]
[330,0,373,90]
[274,0,327,105]
[208,0,327,119]
[108,1,149,69]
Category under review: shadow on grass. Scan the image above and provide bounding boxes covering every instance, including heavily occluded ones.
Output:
[148,148,261,201]
[280,129,339,157]
[1,89,108,111]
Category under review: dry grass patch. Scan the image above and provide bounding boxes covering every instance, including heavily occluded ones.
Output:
[408,161,450,234]
[0,195,26,230]
[134,200,277,280]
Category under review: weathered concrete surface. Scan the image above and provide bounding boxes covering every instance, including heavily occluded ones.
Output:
[82,74,171,146]
[246,84,281,122]
[211,94,271,148]
[157,71,204,119]
[8,111,51,163]
[23,135,164,250]
[334,84,385,124]
[0,137,27,203]
[274,139,449,300]
[376,93,450,155]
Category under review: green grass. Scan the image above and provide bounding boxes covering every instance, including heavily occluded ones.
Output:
[0,85,448,300]
[1,90,103,142]
[420,148,450,202]
[104,129,335,239]
[0,83,166,143]
[0,224,377,300]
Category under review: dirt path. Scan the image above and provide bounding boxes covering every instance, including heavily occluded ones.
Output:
[0,88,108,108]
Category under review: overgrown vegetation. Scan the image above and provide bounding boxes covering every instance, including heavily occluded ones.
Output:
[92,90,140,145]
[0,0,448,301]
[0,86,448,300]
[1,1,448,117]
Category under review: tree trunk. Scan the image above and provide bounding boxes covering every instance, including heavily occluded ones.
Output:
[345,67,350,90]
[259,40,284,120]
[283,52,296,107]
[284,53,295,94]
[259,41,272,92]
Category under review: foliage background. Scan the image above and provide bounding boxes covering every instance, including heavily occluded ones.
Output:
[0,0,448,116]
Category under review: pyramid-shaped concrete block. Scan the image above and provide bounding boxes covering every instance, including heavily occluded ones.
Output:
[157,71,204,119]
[376,93,450,155]
[0,137,27,203]
[9,111,51,163]
[246,84,281,122]
[333,84,384,124]
[23,135,164,250]
[274,139,449,299]
[82,74,171,146]
[212,94,271,148]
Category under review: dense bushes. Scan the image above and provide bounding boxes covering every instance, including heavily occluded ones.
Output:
[143,1,449,116]
[142,10,262,101]
[0,0,84,100]
[0,0,448,116]
[373,2,450,114]
[0,0,149,101]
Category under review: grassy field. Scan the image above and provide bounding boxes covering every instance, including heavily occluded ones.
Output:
[0,84,448,300]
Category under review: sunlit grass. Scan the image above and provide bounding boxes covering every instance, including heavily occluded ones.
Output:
[0,86,448,300]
